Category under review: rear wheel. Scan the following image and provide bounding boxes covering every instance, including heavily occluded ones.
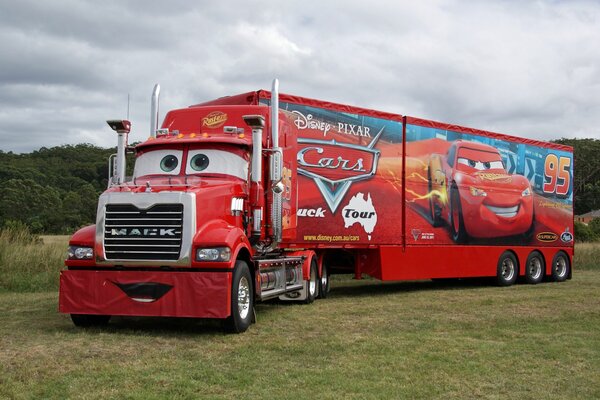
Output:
[318,262,330,299]
[225,260,254,333]
[497,251,518,286]
[525,251,544,284]
[305,259,318,304]
[550,251,570,282]
[71,314,111,327]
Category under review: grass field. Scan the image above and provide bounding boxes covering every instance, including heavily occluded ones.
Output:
[1,232,599,398]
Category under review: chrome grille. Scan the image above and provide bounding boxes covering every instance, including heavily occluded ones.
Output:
[104,204,183,261]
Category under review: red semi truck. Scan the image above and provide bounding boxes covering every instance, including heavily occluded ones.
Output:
[59,80,574,332]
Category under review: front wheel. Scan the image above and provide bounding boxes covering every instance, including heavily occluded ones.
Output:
[225,260,254,333]
[449,185,467,243]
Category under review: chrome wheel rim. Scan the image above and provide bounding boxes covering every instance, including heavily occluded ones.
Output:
[528,257,542,280]
[555,257,567,278]
[321,266,328,291]
[309,268,317,296]
[237,276,250,319]
[501,258,515,281]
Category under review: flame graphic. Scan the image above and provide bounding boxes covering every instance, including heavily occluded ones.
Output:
[407,172,429,183]
[406,188,448,204]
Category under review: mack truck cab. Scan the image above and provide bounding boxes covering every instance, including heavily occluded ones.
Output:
[59,80,326,333]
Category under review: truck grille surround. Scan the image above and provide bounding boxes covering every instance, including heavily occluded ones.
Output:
[104,204,184,261]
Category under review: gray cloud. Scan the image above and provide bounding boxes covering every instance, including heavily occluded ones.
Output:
[0,0,599,153]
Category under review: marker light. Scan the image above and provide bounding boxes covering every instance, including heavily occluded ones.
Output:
[521,187,531,197]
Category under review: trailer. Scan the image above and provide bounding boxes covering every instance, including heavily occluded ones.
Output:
[59,80,574,332]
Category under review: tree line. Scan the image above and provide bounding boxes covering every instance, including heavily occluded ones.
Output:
[0,139,599,234]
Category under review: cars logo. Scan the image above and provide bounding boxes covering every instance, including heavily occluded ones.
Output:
[202,111,228,128]
[297,127,383,213]
[537,232,558,242]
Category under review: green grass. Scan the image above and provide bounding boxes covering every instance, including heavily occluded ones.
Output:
[0,230,66,292]
[574,242,600,270]
[1,231,599,398]
[1,273,600,399]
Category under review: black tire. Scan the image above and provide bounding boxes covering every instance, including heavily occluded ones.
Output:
[317,262,330,299]
[550,251,570,282]
[304,259,318,304]
[225,260,254,333]
[449,184,467,244]
[428,167,443,227]
[497,251,518,286]
[71,314,111,327]
[524,251,544,284]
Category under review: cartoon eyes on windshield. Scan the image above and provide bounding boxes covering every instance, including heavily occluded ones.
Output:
[457,158,504,171]
[160,155,179,172]
[190,154,209,171]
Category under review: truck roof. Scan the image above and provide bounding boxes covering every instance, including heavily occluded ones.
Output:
[193,90,572,153]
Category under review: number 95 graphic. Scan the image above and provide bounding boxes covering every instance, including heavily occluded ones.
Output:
[543,154,571,196]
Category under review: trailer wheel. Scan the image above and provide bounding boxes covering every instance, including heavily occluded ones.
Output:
[550,251,570,282]
[524,251,544,284]
[305,259,318,304]
[318,262,330,299]
[497,251,518,286]
[450,184,467,244]
[225,260,254,333]
[70,314,111,327]
[428,167,443,227]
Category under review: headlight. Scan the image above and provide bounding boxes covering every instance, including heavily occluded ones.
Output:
[67,246,94,260]
[195,247,231,262]
[469,186,487,197]
[521,187,531,197]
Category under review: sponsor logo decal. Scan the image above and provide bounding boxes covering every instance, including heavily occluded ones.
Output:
[560,228,573,243]
[537,232,558,242]
[342,192,377,240]
[110,228,177,237]
[292,110,372,137]
[292,111,332,136]
[297,208,326,218]
[297,127,383,212]
[411,229,434,240]
[411,229,421,241]
[202,111,228,128]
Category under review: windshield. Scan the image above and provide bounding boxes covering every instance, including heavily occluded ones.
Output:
[133,148,249,181]
[455,147,505,172]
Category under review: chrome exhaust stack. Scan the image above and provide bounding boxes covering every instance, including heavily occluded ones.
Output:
[150,84,160,137]
[106,119,131,185]
[270,78,283,245]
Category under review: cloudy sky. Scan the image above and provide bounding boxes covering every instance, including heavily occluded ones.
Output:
[1,0,599,153]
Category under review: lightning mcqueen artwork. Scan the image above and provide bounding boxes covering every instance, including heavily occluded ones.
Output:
[428,140,534,243]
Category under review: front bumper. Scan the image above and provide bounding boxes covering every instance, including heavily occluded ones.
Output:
[59,269,231,319]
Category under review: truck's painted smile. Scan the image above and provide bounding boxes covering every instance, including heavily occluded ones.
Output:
[111,281,173,303]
